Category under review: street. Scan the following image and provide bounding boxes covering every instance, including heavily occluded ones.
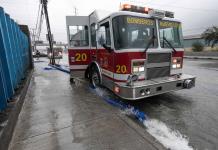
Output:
[128,59,218,150]
[8,58,218,150]
[8,58,165,150]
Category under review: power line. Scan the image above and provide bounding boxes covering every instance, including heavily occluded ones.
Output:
[35,2,41,33]
[37,6,44,40]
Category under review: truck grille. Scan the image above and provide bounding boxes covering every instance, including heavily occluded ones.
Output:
[147,53,171,63]
[146,53,171,79]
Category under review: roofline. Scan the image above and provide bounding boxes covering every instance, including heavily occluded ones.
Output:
[184,37,202,40]
[98,11,181,23]
[183,34,203,40]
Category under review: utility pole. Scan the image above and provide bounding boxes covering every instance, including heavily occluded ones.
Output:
[30,28,36,52]
[37,7,44,41]
[41,0,55,65]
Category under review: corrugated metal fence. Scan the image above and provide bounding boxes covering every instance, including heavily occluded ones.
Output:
[0,7,32,111]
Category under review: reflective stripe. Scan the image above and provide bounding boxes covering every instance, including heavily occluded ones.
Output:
[101,68,146,81]
[113,73,129,81]
[70,65,88,70]
[102,68,127,80]
[101,68,113,78]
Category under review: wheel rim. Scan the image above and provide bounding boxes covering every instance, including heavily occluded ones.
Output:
[92,72,100,87]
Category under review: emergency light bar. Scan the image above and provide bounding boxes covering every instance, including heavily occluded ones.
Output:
[121,4,174,18]
[121,4,151,13]
[148,9,165,19]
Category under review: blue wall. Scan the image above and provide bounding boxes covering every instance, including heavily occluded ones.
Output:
[0,7,31,111]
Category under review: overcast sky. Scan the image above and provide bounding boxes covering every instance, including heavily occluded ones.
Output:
[1,0,218,42]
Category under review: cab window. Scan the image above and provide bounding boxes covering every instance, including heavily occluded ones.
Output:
[69,25,89,47]
[159,21,184,48]
[97,22,111,47]
[91,23,96,47]
[113,16,157,50]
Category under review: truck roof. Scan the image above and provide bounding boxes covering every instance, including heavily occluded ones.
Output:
[66,9,181,28]
[94,10,181,23]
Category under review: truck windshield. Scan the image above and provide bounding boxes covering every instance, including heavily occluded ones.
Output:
[159,20,184,48]
[113,16,157,50]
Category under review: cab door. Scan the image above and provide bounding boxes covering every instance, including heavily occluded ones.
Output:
[66,16,90,78]
[96,20,114,87]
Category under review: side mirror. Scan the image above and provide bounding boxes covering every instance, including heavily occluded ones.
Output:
[102,44,113,53]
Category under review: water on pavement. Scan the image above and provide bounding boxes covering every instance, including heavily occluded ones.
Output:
[127,59,218,150]
[9,56,218,150]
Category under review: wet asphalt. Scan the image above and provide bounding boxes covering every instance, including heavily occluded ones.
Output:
[8,58,165,150]
[8,57,218,150]
[127,59,218,150]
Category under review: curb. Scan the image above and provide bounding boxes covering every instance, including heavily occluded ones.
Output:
[118,114,166,150]
[184,56,218,60]
[0,69,33,150]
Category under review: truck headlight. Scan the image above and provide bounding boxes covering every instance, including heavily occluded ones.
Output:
[172,57,182,69]
[172,64,177,69]
[133,67,139,73]
[132,60,145,73]
[139,66,145,72]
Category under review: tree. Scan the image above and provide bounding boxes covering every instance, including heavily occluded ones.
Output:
[202,26,218,48]
[192,42,204,52]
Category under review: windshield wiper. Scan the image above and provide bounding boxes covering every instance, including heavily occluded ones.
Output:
[163,37,177,53]
[144,36,156,52]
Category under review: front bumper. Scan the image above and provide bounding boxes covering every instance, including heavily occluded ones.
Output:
[114,74,196,100]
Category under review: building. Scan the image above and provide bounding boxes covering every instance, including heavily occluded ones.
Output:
[183,34,205,48]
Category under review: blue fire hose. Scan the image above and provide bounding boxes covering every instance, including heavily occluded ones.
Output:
[48,64,70,74]
[48,64,148,122]
[89,87,148,122]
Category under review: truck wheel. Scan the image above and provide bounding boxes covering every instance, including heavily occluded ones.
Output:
[90,67,101,88]
[85,67,90,79]
[70,78,75,83]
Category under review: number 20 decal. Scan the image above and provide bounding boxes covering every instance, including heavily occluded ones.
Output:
[116,65,127,73]
[75,53,87,61]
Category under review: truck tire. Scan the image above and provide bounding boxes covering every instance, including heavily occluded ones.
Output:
[90,66,101,89]
[84,67,90,79]
[70,78,75,83]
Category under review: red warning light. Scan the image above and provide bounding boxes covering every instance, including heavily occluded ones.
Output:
[121,4,152,14]
[144,7,149,12]
[121,4,131,10]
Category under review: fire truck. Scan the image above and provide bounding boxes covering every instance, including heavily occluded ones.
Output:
[66,4,196,100]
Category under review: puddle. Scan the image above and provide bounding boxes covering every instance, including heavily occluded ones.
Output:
[94,87,193,150]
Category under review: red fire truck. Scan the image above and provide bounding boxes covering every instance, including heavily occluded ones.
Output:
[66,4,196,100]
